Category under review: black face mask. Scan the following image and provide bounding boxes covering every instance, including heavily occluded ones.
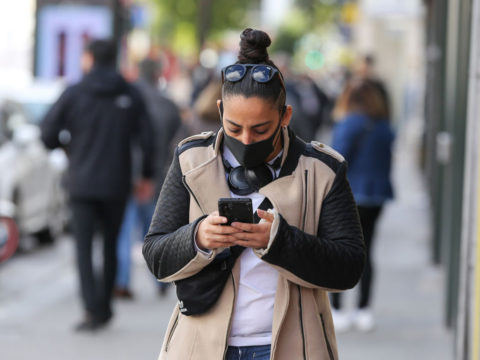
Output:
[221,103,285,168]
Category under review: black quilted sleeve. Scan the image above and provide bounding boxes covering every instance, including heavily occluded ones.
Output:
[40,86,75,149]
[143,149,204,279]
[262,161,365,290]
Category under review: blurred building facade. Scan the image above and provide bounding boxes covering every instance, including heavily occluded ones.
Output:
[34,0,124,82]
[354,0,425,128]
[423,0,480,358]
[351,0,480,357]
[35,0,114,82]
[33,0,136,82]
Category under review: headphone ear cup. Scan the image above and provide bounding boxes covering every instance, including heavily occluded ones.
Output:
[244,165,273,190]
[228,167,252,196]
[224,161,276,196]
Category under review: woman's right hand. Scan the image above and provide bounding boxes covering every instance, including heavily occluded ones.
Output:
[195,211,238,251]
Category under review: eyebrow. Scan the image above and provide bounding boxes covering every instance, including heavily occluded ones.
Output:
[225,119,272,129]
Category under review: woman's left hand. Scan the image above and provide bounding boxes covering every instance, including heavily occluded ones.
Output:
[230,209,274,249]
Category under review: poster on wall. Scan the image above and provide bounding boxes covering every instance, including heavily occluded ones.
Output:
[36,5,112,83]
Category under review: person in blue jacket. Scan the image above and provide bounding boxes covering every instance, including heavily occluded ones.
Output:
[331,78,395,332]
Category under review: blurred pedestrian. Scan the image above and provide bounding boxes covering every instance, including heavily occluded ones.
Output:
[114,57,181,299]
[330,78,395,332]
[356,54,391,119]
[289,74,332,142]
[167,74,223,153]
[41,39,154,331]
[275,54,332,142]
[143,28,364,360]
[190,75,223,134]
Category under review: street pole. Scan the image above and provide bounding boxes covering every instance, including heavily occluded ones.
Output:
[197,0,212,50]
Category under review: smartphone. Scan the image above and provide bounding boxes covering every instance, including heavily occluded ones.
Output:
[218,198,253,226]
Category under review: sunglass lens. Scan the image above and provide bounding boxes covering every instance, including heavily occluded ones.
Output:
[252,66,272,83]
[224,65,246,82]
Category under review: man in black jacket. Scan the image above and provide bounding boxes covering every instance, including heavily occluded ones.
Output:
[41,39,154,331]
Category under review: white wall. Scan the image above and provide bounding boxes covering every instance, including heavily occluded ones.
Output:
[0,0,36,83]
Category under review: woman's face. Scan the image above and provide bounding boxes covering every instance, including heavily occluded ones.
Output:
[218,96,292,161]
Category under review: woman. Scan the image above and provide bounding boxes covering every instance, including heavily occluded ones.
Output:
[143,28,364,360]
[330,79,395,332]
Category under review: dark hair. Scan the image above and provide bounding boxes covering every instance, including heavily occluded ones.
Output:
[139,58,161,84]
[222,28,286,111]
[87,39,117,67]
[333,78,389,121]
[364,54,376,67]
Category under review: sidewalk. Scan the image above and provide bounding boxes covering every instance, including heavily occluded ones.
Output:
[333,122,454,359]
[0,237,178,360]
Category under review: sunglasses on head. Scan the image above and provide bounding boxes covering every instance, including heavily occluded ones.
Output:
[221,64,285,89]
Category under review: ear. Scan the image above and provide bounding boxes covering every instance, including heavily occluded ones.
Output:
[81,52,94,74]
[281,105,292,128]
[217,99,223,120]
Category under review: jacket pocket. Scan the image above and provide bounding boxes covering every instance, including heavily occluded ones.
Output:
[320,313,334,360]
[165,313,180,352]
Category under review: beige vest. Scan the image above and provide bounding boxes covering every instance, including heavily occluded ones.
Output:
[159,128,344,360]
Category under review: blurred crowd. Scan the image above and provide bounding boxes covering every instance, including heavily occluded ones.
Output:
[0,37,394,333]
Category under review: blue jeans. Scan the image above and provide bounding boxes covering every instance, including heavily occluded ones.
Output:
[116,197,157,288]
[225,345,271,360]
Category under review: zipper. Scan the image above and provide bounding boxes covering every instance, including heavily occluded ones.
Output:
[320,314,334,360]
[165,313,179,352]
[298,286,307,360]
[302,170,308,231]
[182,175,204,213]
[222,272,236,359]
[299,170,308,360]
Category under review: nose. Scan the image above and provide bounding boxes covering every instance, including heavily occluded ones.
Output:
[240,131,254,145]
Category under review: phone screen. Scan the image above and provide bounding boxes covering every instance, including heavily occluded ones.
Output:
[218,198,253,226]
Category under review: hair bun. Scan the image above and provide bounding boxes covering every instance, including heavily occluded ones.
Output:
[238,28,271,63]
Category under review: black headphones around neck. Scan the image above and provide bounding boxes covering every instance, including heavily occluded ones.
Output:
[223,157,281,196]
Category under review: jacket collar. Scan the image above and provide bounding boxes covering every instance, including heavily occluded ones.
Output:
[183,127,306,215]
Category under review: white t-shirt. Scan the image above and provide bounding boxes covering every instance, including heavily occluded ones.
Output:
[222,145,280,347]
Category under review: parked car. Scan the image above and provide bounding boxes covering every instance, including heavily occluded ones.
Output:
[0,80,68,250]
